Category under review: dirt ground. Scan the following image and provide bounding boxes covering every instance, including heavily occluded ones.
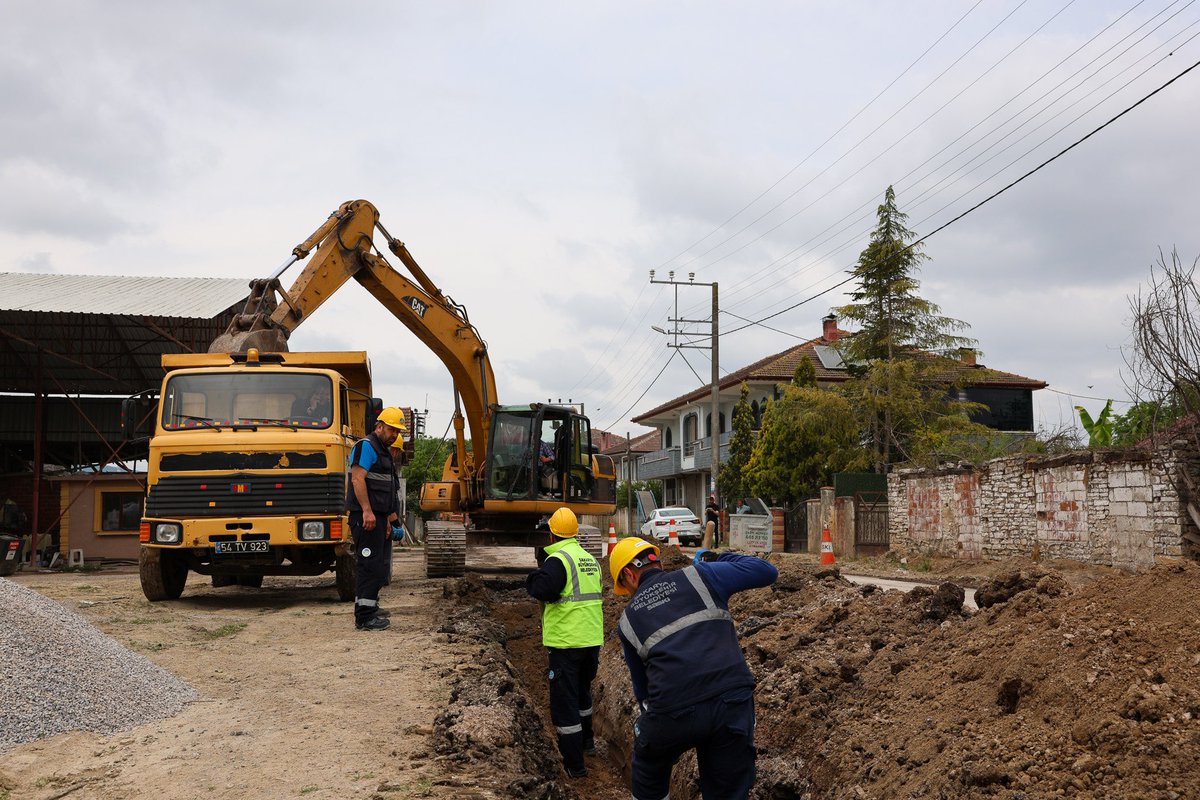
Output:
[5,545,1200,800]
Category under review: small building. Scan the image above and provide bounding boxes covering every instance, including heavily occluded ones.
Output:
[53,473,147,562]
[631,314,1047,518]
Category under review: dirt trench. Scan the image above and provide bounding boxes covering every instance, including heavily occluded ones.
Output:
[435,551,1200,800]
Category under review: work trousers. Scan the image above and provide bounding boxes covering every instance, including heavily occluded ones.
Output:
[547,645,600,774]
[632,686,757,800]
[350,514,388,625]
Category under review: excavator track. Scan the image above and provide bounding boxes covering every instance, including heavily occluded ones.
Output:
[424,520,467,578]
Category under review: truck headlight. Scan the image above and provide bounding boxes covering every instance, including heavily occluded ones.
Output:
[154,523,182,544]
[299,520,327,541]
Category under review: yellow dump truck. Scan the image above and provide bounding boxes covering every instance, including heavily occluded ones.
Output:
[125,348,399,601]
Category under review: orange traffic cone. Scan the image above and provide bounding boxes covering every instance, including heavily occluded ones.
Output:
[819,527,836,566]
[607,521,618,556]
[668,519,680,547]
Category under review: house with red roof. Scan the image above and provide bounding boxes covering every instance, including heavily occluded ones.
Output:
[630,314,1047,513]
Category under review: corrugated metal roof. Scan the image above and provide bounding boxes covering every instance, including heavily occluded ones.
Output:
[0,273,250,318]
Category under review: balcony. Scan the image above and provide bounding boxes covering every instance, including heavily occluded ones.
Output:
[638,447,681,480]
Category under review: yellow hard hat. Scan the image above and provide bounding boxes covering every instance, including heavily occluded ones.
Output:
[548,507,579,537]
[609,537,660,596]
[376,407,408,431]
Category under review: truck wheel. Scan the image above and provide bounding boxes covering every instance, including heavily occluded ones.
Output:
[425,521,466,578]
[140,548,187,601]
[335,551,356,601]
[235,575,263,588]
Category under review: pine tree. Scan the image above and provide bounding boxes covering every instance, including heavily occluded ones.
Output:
[718,384,754,504]
[836,186,973,364]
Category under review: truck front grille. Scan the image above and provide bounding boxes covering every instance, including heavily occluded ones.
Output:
[145,473,346,518]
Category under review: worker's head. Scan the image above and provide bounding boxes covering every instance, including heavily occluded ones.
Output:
[609,537,660,596]
[548,507,579,538]
[374,407,407,445]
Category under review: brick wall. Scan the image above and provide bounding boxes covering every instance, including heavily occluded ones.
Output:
[888,447,1183,571]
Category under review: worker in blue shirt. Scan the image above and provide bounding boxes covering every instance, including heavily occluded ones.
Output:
[610,538,778,799]
[347,407,406,631]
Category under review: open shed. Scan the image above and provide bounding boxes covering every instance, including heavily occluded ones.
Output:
[0,272,250,562]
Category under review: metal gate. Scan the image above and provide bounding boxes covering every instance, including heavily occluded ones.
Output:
[854,490,888,556]
[783,501,808,553]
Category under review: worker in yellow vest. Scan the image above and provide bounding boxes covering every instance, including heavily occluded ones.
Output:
[525,507,603,778]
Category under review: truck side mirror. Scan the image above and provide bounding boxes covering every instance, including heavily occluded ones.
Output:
[365,397,384,432]
[120,397,138,441]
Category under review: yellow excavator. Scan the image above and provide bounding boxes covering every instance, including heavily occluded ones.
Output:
[210,199,616,576]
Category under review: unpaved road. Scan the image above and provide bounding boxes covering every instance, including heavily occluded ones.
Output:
[2,549,476,800]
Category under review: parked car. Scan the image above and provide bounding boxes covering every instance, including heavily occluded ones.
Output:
[640,507,703,545]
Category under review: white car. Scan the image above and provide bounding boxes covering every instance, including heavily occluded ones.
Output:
[640,507,703,545]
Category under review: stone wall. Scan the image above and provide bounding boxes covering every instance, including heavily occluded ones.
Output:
[888,447,1186,571]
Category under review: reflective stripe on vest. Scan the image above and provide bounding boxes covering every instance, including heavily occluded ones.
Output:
[547,546,603,604]
[619,566,733,662]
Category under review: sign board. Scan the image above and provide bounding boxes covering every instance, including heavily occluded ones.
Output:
[729,514,772,552]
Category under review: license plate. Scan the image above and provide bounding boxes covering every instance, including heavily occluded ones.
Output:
[214,540,269,554]
[4,550,14,560]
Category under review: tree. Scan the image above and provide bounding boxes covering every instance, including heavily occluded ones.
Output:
[1076,401,1116,448]
[718,384,754,504]
[836,185,973,364]
[834,186,985,471]
[1124,248,1200,448]
[743,384,868,505]
[616,480,662,509]
[401,437,454,519]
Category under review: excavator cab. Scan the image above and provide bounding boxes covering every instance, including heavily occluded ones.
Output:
[485,404,594,503]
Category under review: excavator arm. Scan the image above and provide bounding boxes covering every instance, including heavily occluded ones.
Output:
[211,200,497,478]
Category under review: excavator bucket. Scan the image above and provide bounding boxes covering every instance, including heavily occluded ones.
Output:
[209,279,291,354]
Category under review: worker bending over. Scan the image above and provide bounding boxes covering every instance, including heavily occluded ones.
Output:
[525,508,603,778]
[611,540,778,799]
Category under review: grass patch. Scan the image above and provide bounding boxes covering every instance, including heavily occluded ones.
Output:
[198,622,247,640]
[351,771,376,781]
[61,562,102,572]
[300,786,320,795]
[912,556,934,572]
[73,585,101,593]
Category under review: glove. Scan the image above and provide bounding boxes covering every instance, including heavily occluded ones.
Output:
[693,548,719,565]
[391,524,405,541]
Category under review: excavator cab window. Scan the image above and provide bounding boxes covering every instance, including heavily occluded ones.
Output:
[485,411,536,500]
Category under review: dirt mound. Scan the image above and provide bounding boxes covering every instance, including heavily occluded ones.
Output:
[738,557,1200,799]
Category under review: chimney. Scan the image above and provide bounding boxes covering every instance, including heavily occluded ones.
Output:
[822,314,838,342]
[959,347,977,367]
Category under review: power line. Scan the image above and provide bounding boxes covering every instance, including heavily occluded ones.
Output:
[723,52,1200,336]
[603,350,678,431]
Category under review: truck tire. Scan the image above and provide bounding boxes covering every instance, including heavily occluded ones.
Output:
[425,521,466,578]
[235,575,263,588]
[335,551,356,601]
[140,548,187,601]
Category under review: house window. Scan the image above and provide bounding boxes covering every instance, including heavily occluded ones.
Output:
[751,400,761,429]
[664,427,673,448]
[683,414,698,441]
[962,387,1035,432]
[705,412,726,437]
[99,491,142,532]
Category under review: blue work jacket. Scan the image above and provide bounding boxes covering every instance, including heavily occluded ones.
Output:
[617,552,778,713]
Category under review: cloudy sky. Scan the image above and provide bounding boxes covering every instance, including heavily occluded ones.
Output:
[3,1,1198,440]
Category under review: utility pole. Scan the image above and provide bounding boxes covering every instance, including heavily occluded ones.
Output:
[649,270,720,510]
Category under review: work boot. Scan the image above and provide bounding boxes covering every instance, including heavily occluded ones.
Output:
[583,739,596,756]
[565,765,588,778]
[374,607,391,618]
[356,616,390,631]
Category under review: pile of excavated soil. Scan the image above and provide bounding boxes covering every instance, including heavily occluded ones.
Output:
[437,550,1200,799]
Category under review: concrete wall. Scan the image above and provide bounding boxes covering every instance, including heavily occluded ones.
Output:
[888,447,1184,571]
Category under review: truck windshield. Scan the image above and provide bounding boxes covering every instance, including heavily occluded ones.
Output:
[161,373,334,430]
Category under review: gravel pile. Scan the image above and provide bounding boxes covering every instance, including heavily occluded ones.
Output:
[0,578,197,752]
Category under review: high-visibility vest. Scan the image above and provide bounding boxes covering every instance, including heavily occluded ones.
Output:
[542,537,603,649]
